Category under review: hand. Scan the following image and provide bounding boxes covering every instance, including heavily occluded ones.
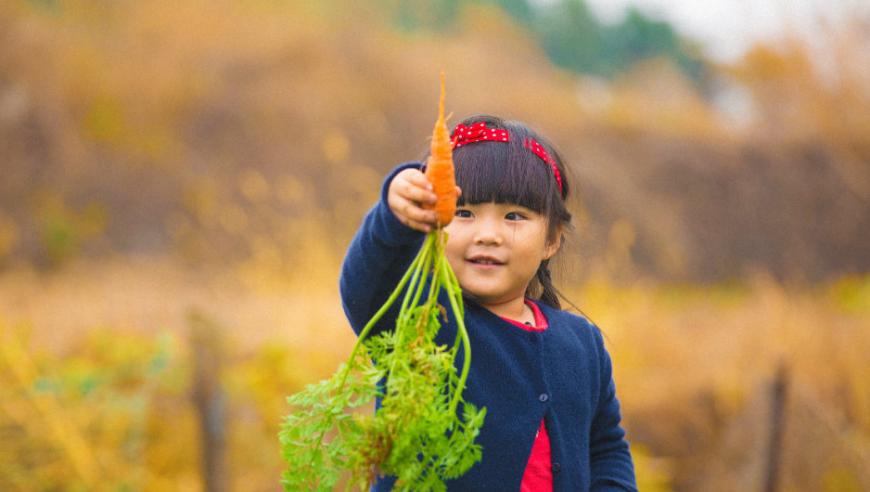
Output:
[388,168,460,233]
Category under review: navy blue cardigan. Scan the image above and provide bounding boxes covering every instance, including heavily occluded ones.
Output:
[339,163,637,491]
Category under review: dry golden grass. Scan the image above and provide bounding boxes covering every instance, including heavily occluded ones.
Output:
[0,258,868,490]
[571,272,870,491]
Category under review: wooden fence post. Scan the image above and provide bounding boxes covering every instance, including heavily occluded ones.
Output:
[189,309,227,492]
[764,360,789,492]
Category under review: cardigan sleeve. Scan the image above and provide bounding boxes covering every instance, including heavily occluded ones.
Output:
[339,162,427,337]
[589,328,638,492]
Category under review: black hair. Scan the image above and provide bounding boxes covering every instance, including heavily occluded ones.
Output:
[421,114,574,310]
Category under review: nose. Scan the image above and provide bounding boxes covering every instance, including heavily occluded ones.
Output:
[473,217,503,246]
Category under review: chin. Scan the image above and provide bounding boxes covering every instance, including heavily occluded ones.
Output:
[458,285,513,306]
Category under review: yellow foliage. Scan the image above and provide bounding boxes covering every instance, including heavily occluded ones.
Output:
[321,128,352,164]
[2,260,868,489]
[238,170,271,204]
[2,0,867,284]
[824,466,863,492]
[1,0,869,487]
[827,274,870,314]
[30,191,108,268]
[275,175,309,206]
[0,321,190,490]
[632,444,674,492]
[182,178,221,226]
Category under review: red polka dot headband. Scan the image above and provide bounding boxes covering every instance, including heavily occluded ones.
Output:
[450,121,564,195]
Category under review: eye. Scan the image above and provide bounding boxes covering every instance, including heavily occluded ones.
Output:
[505,211,527,221]
[455,208,473,218]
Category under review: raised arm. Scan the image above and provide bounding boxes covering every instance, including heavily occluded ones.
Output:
[589,330,638,491]
[339,162,433,336]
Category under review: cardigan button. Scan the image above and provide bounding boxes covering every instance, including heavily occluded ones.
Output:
[552,462,561,473]
[538,393,549,402]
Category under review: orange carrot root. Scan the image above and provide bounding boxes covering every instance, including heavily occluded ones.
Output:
[425,71,457,227]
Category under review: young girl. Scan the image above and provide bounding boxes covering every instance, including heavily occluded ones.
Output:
[340,114,637,491]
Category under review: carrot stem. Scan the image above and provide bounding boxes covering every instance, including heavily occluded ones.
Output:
[401,236,433,317]
[339,234,433,392]
[441,257,471,418]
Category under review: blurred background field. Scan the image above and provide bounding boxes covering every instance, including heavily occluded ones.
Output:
[1,0,868,490]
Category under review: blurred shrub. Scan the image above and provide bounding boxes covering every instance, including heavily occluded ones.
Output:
[1,266,869,489]
[33,191,107,269]
[1,0,868,282]
[0,322,189,490]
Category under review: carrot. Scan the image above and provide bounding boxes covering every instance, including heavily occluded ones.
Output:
[280,71,483,491]
[424,71,457,227]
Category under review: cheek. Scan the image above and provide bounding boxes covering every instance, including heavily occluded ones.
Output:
[444,232,465,263]
[524,242,552,273]
[444,222,469,246]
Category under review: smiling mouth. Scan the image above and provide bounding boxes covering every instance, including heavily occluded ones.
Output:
[467,257,505,266]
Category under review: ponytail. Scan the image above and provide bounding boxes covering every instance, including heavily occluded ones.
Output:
[531,260,561,309]
[529,259,606,339]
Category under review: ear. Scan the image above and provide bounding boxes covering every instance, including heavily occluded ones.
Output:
[543,225,563,260]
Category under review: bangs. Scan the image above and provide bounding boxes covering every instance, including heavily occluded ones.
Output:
[453,132,560,215]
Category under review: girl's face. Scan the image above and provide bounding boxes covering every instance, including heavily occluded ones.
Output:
[444,202,561,307]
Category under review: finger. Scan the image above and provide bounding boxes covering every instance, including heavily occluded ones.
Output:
[407,170,434,191]
[393,205,432,233]
[387,191,403,214]
[455,185,462,198]
[389,195,435,226]
[398,197,437,225]
[404,218,432,233]
[401,180,437,205]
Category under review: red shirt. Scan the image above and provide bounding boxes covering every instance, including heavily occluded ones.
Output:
[499,299,553,492]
